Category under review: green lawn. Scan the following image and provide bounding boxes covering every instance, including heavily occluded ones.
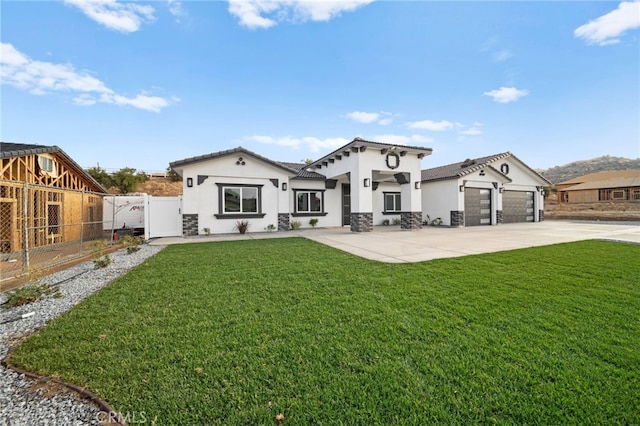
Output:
[11,238,640,424]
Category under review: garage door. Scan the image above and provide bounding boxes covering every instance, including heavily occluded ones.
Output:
[503,191,534,223]
[464,188,491,226]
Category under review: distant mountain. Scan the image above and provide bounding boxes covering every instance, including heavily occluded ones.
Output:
[537,155,640,184]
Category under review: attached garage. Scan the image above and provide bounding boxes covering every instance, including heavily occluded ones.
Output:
[464,188,492,226]
[503,190,534,223]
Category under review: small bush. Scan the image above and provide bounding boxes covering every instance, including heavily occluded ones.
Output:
[309,218,319,228]
[234,220,250,234]
[290,220,302,230]
[127,245,141,254]
[382,219,390,226]
[392,218,401,226]
[265,224,276,232]
[3,283,61,307]
[203,227,211,236]
[94,255,111,269]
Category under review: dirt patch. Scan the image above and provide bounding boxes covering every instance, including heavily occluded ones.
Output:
[545,201,640,221]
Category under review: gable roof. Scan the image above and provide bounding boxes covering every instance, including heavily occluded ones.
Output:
[561,172,640,192]
[1,141,108,193]
[421,152,552,185]
[278,162,326,180]
[557,169,640,186]
[308,137,432,168]
[169,146,299,175]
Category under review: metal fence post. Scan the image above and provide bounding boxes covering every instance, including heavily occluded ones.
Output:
[79,188,85,255]
[22,183,29,271]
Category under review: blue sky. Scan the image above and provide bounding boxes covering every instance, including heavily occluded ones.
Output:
[2,1,639,173]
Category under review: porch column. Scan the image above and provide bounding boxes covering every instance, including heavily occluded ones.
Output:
[399,172,422,230]
[350,168,373,232]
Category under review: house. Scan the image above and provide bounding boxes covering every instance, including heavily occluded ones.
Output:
[0,142,107,256]
[169,138,432,235]
[421,152,551,226]
[556,170,640,204]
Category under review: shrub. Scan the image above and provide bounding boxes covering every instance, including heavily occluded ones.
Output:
[3,283,61,307]
[382,219,390,226]
[234,220,250,234]
[203,227,211,236]
[309,218,319,228]
[290,220,302,230]
[94,255,111,269]
[392,218,401,226]
[127,245,141,254]
[265,224,276,232]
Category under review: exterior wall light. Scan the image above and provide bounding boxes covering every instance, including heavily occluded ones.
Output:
[364,178,371,187]
[415,181,421,189]
[459,185,465,192]
[282,182,287,191]
[187,177,193,187]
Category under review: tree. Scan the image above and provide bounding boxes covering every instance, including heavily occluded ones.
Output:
[166,166,182,182]
[302,158,314,165]
[111,167,149,194]
[86,166,113,189]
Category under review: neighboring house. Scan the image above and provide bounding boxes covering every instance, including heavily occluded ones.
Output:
[0,142,107,254]
[169,138,432,234]
[421,152,551,227]
[556,170,640,203]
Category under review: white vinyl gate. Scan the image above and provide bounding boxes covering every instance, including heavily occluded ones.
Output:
[144,196,183,239]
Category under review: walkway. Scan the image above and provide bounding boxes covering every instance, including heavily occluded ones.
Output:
[149,221,640,263]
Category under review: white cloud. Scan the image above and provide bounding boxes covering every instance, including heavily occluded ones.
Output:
[64,0,155,33]
[228,0,374,29]
[1,43,174,113]
[168,0,186,22]
[575,1,640,46]
[378,118,393,126]
[459,122,483,136]
[246,135,350,152]
[483,86,529,103]
[346,111,380,123]
[406,119,454,131]
[493,49,512,62]
[373,134,432,145]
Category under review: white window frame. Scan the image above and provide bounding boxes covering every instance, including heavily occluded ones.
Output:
[215,183,265,219]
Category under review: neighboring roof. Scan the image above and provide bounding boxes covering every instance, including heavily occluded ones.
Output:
[562,175,640,191]
[169,146,298,175]
[557,169,640,186]
[421,152,552,185]
[1,141,108,193]
[278,162,326,180]
[308,137,433,168]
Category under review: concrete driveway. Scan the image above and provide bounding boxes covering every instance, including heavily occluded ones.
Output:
[150,221,639,263]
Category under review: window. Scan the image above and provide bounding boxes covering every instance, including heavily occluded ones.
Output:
[38,156,55,173]
[215,184,265,218]
[294,190,325,216]
[384,192,402,213]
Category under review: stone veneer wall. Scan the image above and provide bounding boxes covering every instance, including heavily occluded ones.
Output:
[182,214,198,236]
[450,210,464,227]
[278,213,290,231]
[496,210,503,224]
[539,209,544,221]
[350,212,373,232]
[401,212,422,230]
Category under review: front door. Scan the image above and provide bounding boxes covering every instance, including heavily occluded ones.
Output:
[342,184,351,226]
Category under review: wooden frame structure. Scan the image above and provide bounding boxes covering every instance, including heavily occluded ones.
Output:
[1,143,107,255]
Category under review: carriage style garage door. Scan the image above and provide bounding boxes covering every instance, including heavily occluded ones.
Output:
[503,191,534,223]
[464,188,491,226]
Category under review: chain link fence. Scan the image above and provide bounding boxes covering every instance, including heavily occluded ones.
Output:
[1,181,109,283]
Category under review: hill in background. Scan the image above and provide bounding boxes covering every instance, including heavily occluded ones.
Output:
[537,155,640,184]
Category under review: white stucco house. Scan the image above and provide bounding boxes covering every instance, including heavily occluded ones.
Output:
[421,152,551,227]
[169,139,550,235]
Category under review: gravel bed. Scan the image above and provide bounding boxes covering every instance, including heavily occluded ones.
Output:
[0,244,164,426]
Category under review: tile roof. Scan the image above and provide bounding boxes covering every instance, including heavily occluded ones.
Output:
[557,169,640,186]
[1,142,57,158]
[421,152,552,185]
[170,146,298,174]
[278,162,326,180]
[562,175,640,191]
[1,141,108,193]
